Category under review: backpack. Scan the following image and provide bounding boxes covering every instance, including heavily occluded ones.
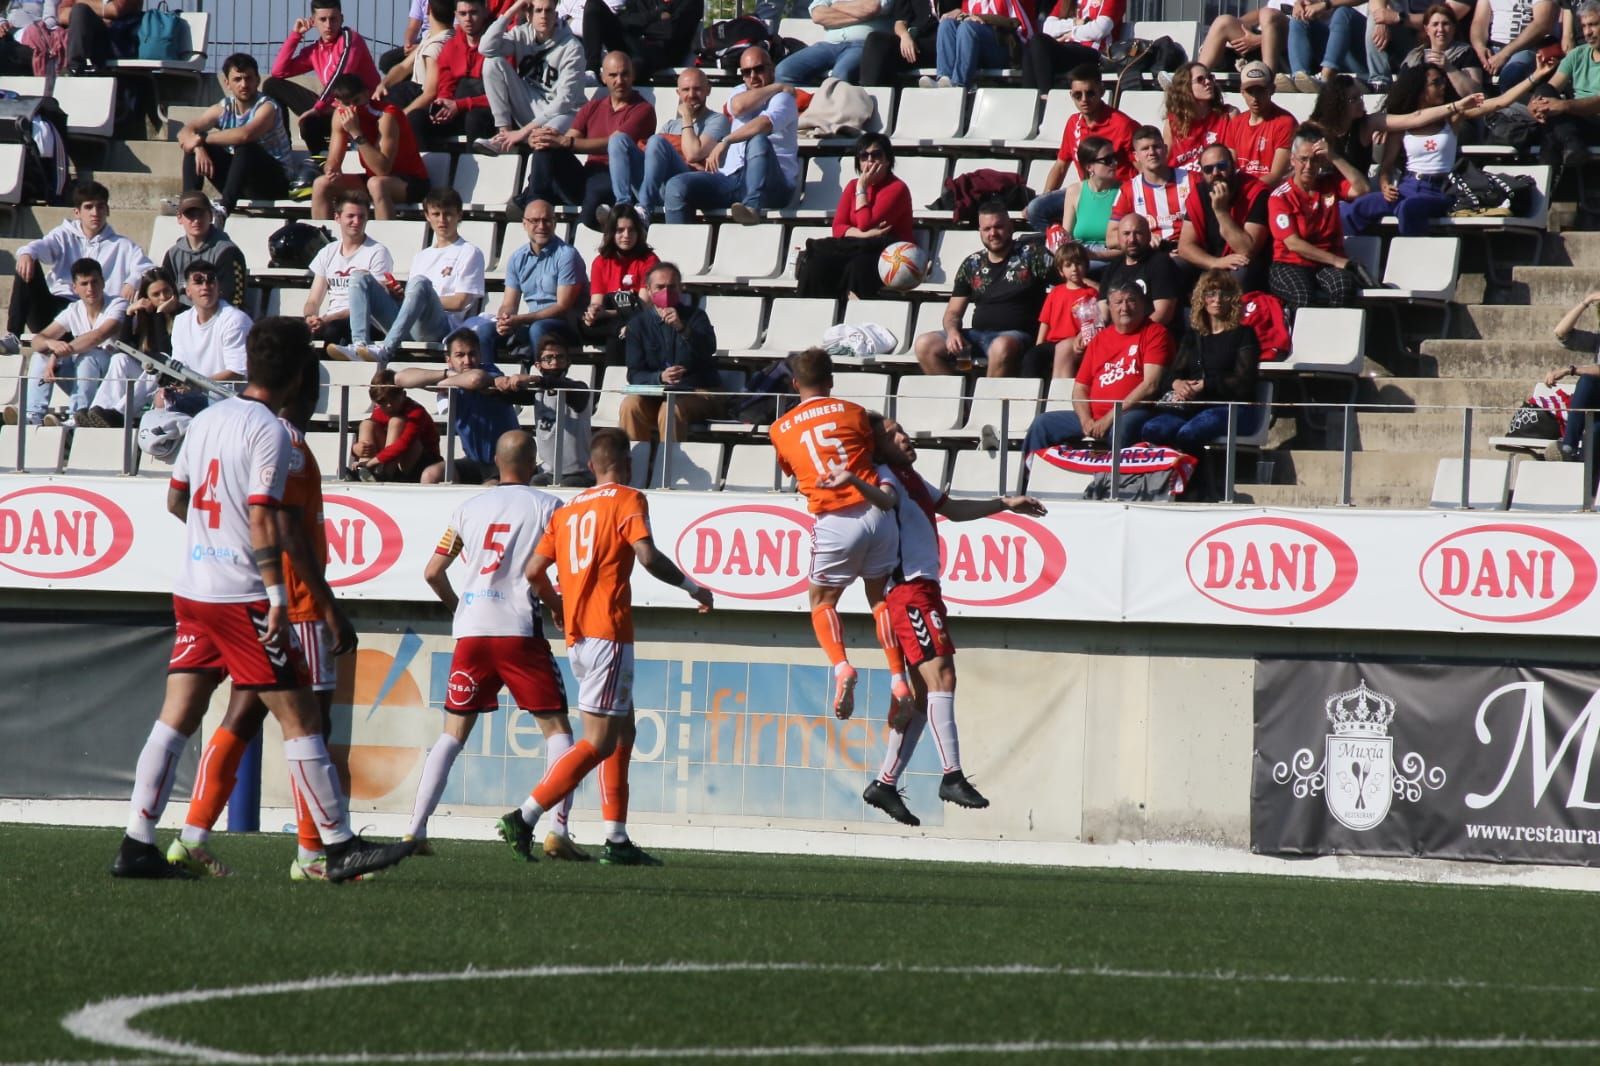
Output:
[1447,159,1536,216]
[1108,36,1188,103]
[0,93,70,204]
[268,221,332,269]
[733,358,796,426]
[1505,403,1561,440]
[137,2,189,61]
[1483,104,1541,159]
[1241,290,1291,362]
[695,16,781,72]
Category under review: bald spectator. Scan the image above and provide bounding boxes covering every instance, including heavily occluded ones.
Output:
[519,51,655,229]
[1268,126,1370,312]
[1102,214,1182,328]
[267,0,381,154]
[609,67,730,219]
[477,0,587,152]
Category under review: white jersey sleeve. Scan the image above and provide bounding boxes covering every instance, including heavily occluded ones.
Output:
[879,463,944,586]
[172,397,292,603]
[444,484,563,638]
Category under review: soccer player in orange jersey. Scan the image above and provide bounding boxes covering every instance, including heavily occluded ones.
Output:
[503,429,713,866]
[163,335,360,881]
[769,347,912,721]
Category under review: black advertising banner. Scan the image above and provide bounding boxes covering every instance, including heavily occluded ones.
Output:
[1254,659,1600,865]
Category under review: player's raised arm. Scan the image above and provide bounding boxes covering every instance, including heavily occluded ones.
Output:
[817,464,898,511]
[633,538,713,612]
[425,528,462,613]
[937,494,1048,521]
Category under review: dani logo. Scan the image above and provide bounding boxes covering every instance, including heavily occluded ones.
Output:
[0,485,134,579]
[937,513,1065,608]
[1418,524,1596,623]
[1186,517,1357,615]
[675,504,814,600]
[324,494,405,588]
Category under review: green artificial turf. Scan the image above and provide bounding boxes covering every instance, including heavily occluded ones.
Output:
[4,823,1600,1064]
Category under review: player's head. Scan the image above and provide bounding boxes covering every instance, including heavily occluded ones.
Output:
[72,180,110,236]
[246,316,313,401]
[871,413,916,467]
[69,257,103,302]
[589,427,631,483]
[494,429,536,484]
[281,346,321,430]
[788,347,834,396]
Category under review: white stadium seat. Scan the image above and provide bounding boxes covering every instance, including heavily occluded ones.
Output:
[1431,458,1512,510]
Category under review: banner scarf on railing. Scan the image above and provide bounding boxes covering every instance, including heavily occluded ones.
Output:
[1028,443,1200,494]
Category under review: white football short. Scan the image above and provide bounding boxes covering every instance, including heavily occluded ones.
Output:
[809,501,898,587]
[568,638,634,717]
[291,620,338,693]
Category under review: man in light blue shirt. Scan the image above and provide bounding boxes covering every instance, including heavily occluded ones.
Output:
[662,48,800,225]
[494,198,586,363]
[774,0,895,84]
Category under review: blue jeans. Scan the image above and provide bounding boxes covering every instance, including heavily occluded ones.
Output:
[1287,6,1366,76]
[26,348,110,423]
[1364,22,1415,84]
[935,18,1008,86]
[774,40,866,85]
[1565,373,1600,451]
[1496,46,1536,92]
[1343,172,1452,237]
[611,133,692,215]
[1023,405,1155,455]
[492,316,573,364]
[662,133,794,222]
[349,272,455,348]
[1024,189,1065,231]
[1142,404,1264,451]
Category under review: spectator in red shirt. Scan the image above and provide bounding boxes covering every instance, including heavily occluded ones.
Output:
[578,206,658,372]
[312,75,433,220]
[267,0,382,154]
[1025,63,1138,230]
[411,0,499,148]
[352,369,442,481]
[520,51,655,231]
[1108,125,1192,250]
[798,133,914,300]
[1020,278,1172,453]
[1176,144,1271,293]
[1268,125,1371,312]
[1164,62,1235,175]
[1225,61,1296,185]
[1022,240,1102,379]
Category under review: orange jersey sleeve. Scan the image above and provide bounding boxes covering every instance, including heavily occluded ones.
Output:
[282,438,328,624]
[769,397,879,514]
[551,484,649,644]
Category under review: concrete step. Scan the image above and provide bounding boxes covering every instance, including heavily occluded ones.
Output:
[98,140,187,179]
[1454,303,1569,339]
[1353,410,1502,452]
[12,208,158,251]
[1418,339,1574,380]
[1507,266,1600,307]
[1364,376,1529,409]
[1543,231,1600,269]
[1246,448,1513,509]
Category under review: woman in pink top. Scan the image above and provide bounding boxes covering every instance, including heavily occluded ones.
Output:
[800,133,915,300]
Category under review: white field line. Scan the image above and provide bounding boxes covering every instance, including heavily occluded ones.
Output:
[40,961,1600,1066]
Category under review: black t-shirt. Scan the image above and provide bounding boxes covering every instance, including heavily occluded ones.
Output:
[953,241,1057,334]
[1101,252,1182,307]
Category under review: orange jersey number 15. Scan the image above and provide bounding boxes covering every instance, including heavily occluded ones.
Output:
[799,421,847,476]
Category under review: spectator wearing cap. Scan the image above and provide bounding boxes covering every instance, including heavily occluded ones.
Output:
[174,53,295,219]
[1025,63,1139,231]
[267,0,382,154]
[1267,125,1370,311]
[162,191,248,312]
[519,51,654,230]
[1224,61,1296,186]
[1176,144,1271,293]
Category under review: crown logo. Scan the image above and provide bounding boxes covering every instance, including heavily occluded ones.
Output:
[1325,679,1396,738]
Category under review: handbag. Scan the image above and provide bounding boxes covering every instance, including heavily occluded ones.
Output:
[137,2,189,61]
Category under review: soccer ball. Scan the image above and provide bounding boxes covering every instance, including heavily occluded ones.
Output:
[878,241,929,291]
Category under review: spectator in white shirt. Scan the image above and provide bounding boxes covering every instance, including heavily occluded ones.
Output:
[17,258,126,426]
[170,260,252,384]
[3,179,153,355]
[329,187,487,364]
[303,188,395,348]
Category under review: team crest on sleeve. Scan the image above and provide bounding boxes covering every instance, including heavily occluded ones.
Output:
[256,465,279,493]
[1275,213,1290,229]
[287,449,306,474]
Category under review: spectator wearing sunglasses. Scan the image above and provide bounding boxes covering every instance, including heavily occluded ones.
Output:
[1024,63,1137,231]
[1176,144,1271,294]
[1056,136,1122,266]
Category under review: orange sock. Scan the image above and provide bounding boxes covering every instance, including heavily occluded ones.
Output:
[289,777,321,854]
[185,727,246,831]
[599,742,632,823]
[532,739,604,810]
[811,604,848,667]
[872,602,907,677]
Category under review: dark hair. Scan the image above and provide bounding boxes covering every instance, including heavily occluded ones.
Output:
[138,266,177,298]
[974,199,1012,222]
[184,259,217,280]
[431,0,458,22]
[444,326,481,354]
[1386,62,1456,116]
[423,186,463,213]
[597,204,652,263]
[130,267,177,354]
[1421,2,1457,23]
[1075,135,1113,172]
[646,261,682,287]
[70,257,102,281]
[1105,278,1149,306]
[1131,124,1164,146]
[329,73,366,101]
[222,52,259,77]
[853,131,894,173]
[1308,74,1363,136]
[788,347,834,389]
[1054,240,1090,274]
[368,367,402,402]
[311,0,342,10]
[334,186,371,213]
[246,316,312,391]
[72,179,110,208]
[589,427,630,468]
[538,329,574,353]
[1067,62,1101,88]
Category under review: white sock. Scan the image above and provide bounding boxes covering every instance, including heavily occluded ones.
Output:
[283,734,352,846]
[545,731,574,836]
[126,721,188,845]
[605,819,627,844]
[927,691,961,774]
[877,712,927,786]
[518,796,544,827]
[407,734,463,839]
[298,845,324,864]
[180,824,208,846]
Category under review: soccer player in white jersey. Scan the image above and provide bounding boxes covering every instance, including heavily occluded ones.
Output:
[820,415,1046,826]
[408,429,590,860]
[109,316,414,882]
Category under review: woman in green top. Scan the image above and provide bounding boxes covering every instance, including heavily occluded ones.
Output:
[1060,135,1121,270]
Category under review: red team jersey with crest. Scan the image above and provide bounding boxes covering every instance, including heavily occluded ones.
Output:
[1075,323,1173,419]
[769,396,882,514]
[1166,109,1232,175]
[1111,172,1193,242]
[536,483,653,644]
[1223,108,1296,180]
[1268,174,1354,267]
[1056,107,1139,181]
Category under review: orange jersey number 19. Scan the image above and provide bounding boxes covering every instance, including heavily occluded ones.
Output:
[565,509,597,573]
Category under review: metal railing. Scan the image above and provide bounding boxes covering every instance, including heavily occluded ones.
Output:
[8,380,1598,512]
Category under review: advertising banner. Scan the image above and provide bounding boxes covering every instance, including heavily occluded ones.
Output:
[1253,659,1600,865]
[9,473,1600,636]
